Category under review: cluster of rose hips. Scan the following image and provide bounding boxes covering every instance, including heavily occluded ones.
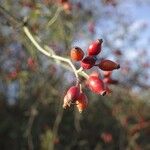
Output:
[63,39,120,113]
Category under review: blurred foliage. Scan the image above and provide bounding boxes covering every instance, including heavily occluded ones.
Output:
[0,0,150,150]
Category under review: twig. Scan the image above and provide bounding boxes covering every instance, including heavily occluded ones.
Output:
[23,26,80,84]
[26,103,38,150]
[0,5,22,28]
[47,7,63,27]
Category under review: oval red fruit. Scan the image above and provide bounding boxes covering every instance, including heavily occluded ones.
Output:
[66,86,80,102]
[70,47,84,61]
[81,56,96,69]
[76,93,88,113]
[88,39,103,56]
[88,75,106,96]
[99,60,120,71]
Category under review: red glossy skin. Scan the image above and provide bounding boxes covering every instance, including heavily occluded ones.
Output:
[88,76,106,95]
[66,86,80,102]
[99,59,120,71]
[81,56,96,69]
[76,93,88,113]
[88,39,103,56]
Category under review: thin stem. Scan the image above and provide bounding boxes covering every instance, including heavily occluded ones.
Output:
[26,103,38,150]
[79,71,89,79]
[23,26,51,57]
[49,99,64,150]
[77,67,83,73]
[23,26,79,84]
[47,7,62,27]
[0,5,21,28]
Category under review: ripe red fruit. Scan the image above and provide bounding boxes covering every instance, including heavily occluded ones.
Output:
[88,39,103,56]
[70,47,84,61]
[98,59,120,71]
[88,75,106,96]
[81,56,96,69]
[66,86,80,102]
[76,93,88,113]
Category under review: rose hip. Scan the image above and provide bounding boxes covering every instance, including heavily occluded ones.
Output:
[81,56,96,69]
[88,75,106,96]
[98,59,120,71]
[88,39,103,56]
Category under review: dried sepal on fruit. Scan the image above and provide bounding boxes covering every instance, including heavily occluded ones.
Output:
[63,86,80,109]
[63,95,70,109]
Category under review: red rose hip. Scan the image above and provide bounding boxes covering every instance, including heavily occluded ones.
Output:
[88,75,106,96]
[88,39,103,56]
[81,56,96,69]
[70,47,84,61]
[66,86,80,102]
[98,60,120,71]
[76,93,88,113]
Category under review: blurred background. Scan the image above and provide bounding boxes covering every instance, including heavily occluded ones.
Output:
[0,0,150,150]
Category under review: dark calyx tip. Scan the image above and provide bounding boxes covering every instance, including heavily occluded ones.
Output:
[97,39,103,43]
[74,46,80,50]
[117,64,120,69]
[101,90,106,96]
